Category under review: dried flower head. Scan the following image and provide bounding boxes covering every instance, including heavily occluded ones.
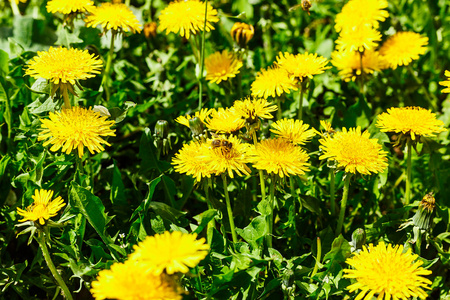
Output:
[230,22,254,47]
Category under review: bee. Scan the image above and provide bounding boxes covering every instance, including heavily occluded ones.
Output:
[211,139,233,152]
[289,0,313,15]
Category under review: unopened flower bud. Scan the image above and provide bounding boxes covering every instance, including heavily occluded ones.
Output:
[351,228,366,251]
[155,120,169,139]
[230,22,254,48]
[153,120,171,156]
[412,192,436,230]
[144,22,157,39]
[189,116,205,139]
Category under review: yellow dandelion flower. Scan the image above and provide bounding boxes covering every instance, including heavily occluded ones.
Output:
[17,189,65,225]
[379,32,428,69]
[344,242,432,300]
[336,25,382,53]
[46,0,94,14]
[335,0,389,32]
[319,126,388,175]
[230,22,254,47]
[251,66,298,99]
[270,119,316,145]
[205,107,245,133]
[158,0,219,39]
[331,49,385,82]
[232,97,277,122]
[128,231,210,275]
[85,3,142,33]
[205,50,243,84]
[91,260,182,300]
[144,21,158,38]
[250,138,310,178]
[172,141,213,182]
[439,70,450,93]
[15,0,27,4]
[206,135,252,178]
[38,107,116,158]
[175,108,212,128]
[276,52,331,81]
[376,106,446,141]
[314,120,336,137]
[25,47,102,85]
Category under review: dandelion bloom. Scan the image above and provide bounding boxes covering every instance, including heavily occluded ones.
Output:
[91,260,182,300]
[230,22,254,46]
[172,141,213,181]
[158,0,219,39]
[376,107,446,141]
[251,66,298,99]
[335,0,389,32]
[205,107,245,133]
[38,107,116,158]
[344,242,432,300]
[331,49,385,82]
[128,231,210,275]
[17,189,65,225]
[379,32,428,69]
[205,50,243,84]
[175,108,212,128]
[270,119,316,145]
[250,138,310,178]
[439,70,450,93]
[232,97,277,122]
[319,126,388,175]
[25,47,102,86]
[276,52,331,81]
[85,3,142,33]
[47,0,94,14]
[335,25,382,53]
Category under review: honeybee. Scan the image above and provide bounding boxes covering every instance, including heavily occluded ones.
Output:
[211,139,233,151]
[289,0,313,15]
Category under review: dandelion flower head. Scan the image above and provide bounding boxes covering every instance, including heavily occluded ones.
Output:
[439,70,450,93]
[205,107,245,134]
[25,47,102,85]
[175,108,212,128]
[47,0,94,14]
[128,231,210,275]
[331,49,385,82]
[38,106,116,158]
[251,66,298,99]
[250,138,310,178]
[91,260,182,300]
[270,119,316,146]
[17,189,65,225]
[172,140,213,182]
[376,106,446,141]
[319,126,388,175]
[85,3,142,33]
[379,32,428,69]
[230,22,254,46]
[276,52,331,81]
[335,0,389,32]
[232,97,277,123]
[344,242,432,300]
[336,25,382,53]
[158,0,219,39]
[205,50,243,84]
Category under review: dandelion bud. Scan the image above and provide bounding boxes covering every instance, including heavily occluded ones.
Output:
[153,120,171,156]
[351,228,366,252]
[144,22,157,39]
[155,120,169,139]
[188,116,205,139]
[412,192,436,230]
[231,22,254,48]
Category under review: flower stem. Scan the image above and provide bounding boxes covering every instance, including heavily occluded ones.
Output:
[290,176,301,212]
[62,88,71,109]
[335,174,351,237]
[407,65,438,111]
[297,84,304,121]
[252,132,266,201]
[205,177,215,245]
[198,0,208,110]
[36,233,73,300]
[276,97,282,120]
[358,51,365,96]
[222,174,237,244]
[101,30,116,102]
[4,88,12,152]
[311,237,321,278]
[330,169,336,216]
[10,0,20,16]
[405,139,412,205]
[266,175,276,248]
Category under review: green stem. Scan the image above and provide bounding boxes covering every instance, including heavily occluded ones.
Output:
[101,30,116,102]
[311,237,321,278]
[407,65,438,110]
[359,51,365,96]
[252,132,266,201]
[4,88,12,151]
[10,0,20,16]
[37,233,73,300]
[62,88,71,109]
[290,176,301,212]
[415,230,422,255]
[335,174,352,237]
[198,0,208,110]
[330,169,336,216]
[222,174,237,244]
[297,84,304,120]
[276,97,282,120]
[205,177,215,245]
[266,175,275,248]
[405,140,412,205]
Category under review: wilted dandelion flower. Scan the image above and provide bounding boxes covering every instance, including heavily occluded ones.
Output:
[251,66,298,99]
[85,2,142,33]
[205,107,245,133]
[331,49,385,82]
[38,107,116,158]
[270,119,316,145]
[128,231,210,275]
[175,108,212,128]
[376,107,446,141]
[172,141,213,181]
[91,260,182,300]
[158,0,219,39]
[336,25,382,53]
[47,0,94,14]
[17,189,65,225]
[319,126,388,175]
[335,0,389,32]
[232,97,277,123]
[250,138,310,178]
[205,50,243,84]
[439,70,450,93]
[344,242,432,300]
[379,32,428,69]
[276,52,331,81]
[230,22,254,47]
